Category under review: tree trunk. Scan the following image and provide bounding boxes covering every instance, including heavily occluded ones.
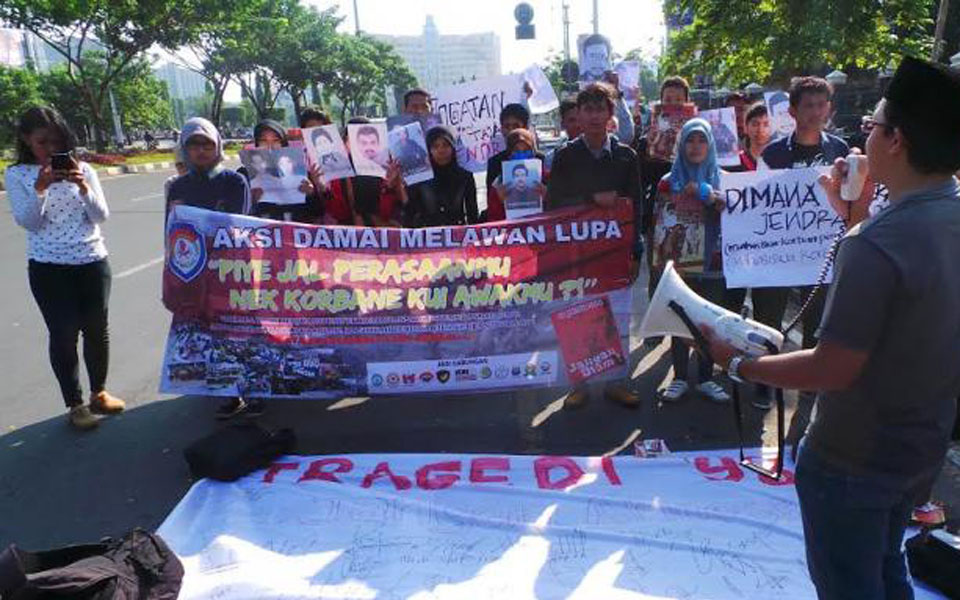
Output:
[291,89,303,124]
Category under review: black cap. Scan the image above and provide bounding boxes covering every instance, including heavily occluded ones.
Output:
[884,56,960,128]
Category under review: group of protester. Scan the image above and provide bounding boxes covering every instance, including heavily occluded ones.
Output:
[6,52,960,600]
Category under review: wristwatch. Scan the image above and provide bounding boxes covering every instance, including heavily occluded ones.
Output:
[728,355,749,383]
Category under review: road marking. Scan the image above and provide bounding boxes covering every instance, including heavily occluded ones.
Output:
[129,192,164,203]
[115,256,164,279]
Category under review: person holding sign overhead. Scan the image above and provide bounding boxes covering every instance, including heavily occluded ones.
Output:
[546,82,642,410]
[701,56,960,600]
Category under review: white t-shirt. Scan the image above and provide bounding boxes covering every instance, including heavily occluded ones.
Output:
[5,162,109,264]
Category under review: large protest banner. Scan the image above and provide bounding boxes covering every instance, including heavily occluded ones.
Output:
[161,203,633,398]
[158,447,945,598]
[720,167,843,288]
[434,75,525,172]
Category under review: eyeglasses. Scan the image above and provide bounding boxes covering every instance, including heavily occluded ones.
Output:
[862,117,892,135]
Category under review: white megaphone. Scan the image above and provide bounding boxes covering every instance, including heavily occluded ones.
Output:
[640,261,784,356]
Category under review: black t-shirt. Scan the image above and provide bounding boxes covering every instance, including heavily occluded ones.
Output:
[791,142,826,168]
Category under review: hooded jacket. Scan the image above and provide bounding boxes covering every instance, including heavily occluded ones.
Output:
[166,118,250,215]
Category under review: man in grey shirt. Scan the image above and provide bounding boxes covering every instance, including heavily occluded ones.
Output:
[703,56,960,599]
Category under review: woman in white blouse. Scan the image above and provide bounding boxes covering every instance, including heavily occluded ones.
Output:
[5,107,125,430]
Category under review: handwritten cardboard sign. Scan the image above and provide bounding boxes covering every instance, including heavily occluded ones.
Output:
[720,167,843,288]
[434,75,525,172]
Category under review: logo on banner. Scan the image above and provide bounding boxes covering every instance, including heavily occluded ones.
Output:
[437,369,451,383]
[370,374,384,387]
[387,373,400,386]
[402,373,416,384]
[480,366,492,379]
[168,223,206,282]
[419,371,434,383]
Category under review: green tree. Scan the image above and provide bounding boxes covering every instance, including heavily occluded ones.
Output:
[263,4,342,118]
[0,65,45,148]
[178,0,281,125]
[662,0,933,86]
[325,34,416,124]
[112,58,174,132]
[0,0,219,149]
[39,53,173,143]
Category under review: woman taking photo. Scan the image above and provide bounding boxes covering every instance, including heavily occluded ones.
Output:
[5,106,124,430]
[393,125,478,227]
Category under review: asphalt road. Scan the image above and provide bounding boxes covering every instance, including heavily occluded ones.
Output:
[1,169,956,552]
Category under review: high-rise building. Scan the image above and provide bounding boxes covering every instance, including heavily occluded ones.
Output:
[374,16,501,92]
[0,28,106,72]
[153,62,208,102]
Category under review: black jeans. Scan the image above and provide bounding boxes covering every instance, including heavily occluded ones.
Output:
[671,275,746,382]
[28,259,112,408]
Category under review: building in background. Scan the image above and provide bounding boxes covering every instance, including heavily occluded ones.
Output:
[374,15,501,92]
[0,27,102,72]
[153,62,208,102]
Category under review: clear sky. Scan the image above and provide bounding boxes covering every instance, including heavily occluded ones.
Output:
[307,0,666,73]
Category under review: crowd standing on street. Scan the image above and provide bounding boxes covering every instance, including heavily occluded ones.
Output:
[6,51,960,600]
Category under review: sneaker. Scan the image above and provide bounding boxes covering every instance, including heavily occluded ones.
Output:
[90,390,126,414]
[244,398,266,417]
[68,405,99,430]
[751,385,773,410]
[697,380,730,403]
[911,502,947,528]
[563,387,589,410]
[659,379,689,402]
[604,384,640,408]
[215,397,247,420]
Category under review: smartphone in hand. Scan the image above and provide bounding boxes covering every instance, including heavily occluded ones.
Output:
[51,152,75,181]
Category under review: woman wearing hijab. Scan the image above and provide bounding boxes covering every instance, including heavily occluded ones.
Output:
[166,117,250,216]
[394,126,479,227]
[652,118,745,403]
[166,118,257,420]
[240,119,323,223]
[485,128,547,222]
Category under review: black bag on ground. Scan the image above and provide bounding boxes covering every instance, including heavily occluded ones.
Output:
[184,421,296,481]
[905,528,960,598]
[0,528,182,599]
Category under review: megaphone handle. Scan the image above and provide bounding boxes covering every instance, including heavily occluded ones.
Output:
[666,301,713,364]
[730,356,786,481]
[666,300,786,480]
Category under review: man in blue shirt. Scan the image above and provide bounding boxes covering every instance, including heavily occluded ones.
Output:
[706,56,960,600]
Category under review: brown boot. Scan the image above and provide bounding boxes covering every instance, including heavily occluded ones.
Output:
[563,386,589,410]
[68,405,99,430]
[604,384,640,408]
[90,391,126,414]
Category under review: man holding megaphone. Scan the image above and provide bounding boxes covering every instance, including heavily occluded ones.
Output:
[691,57,960,599]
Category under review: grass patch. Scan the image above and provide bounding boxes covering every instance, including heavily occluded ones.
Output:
[122,150,177,165]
